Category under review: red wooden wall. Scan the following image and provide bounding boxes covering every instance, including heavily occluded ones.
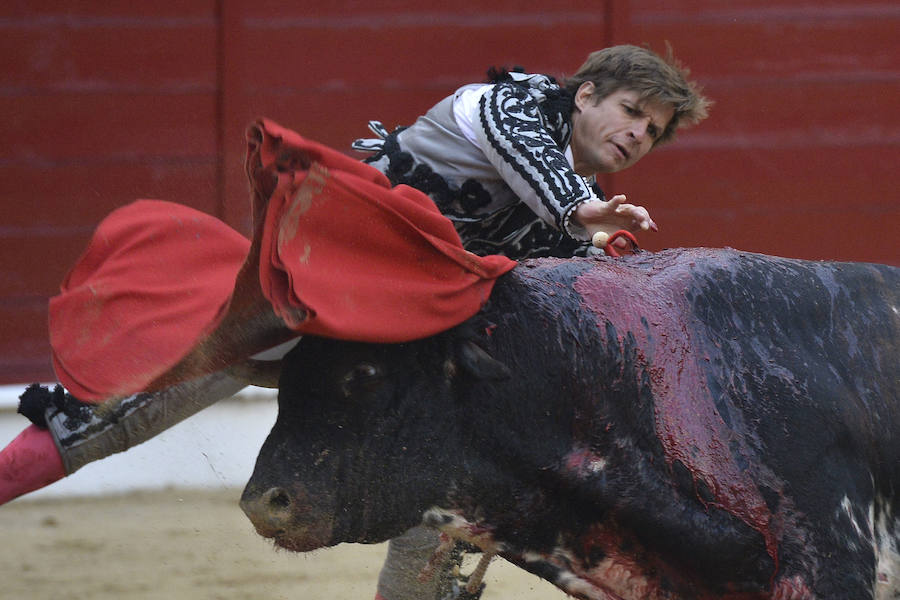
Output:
[2,1,898,385]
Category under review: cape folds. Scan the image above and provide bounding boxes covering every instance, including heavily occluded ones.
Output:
[49,119,516,402]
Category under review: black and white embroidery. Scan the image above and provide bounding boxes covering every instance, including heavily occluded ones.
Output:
[477,82,592,231]
[492,72,573,147]
[352,73,602,260]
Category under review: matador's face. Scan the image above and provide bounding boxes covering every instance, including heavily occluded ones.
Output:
[570,85,674,176]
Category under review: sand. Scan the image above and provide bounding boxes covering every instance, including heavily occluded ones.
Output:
[0,487,567,600]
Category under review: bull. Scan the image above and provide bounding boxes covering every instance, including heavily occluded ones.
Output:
[240,247,900,600]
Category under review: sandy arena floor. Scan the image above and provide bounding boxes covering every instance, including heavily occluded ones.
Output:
[0,487,567,600]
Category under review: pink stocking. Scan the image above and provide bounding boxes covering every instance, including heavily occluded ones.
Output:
[0,424,65,505]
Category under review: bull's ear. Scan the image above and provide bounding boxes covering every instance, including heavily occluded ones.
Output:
[456,340,511,381]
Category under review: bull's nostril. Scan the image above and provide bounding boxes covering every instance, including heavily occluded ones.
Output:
[264,487,291,510]
[242,487,294,538]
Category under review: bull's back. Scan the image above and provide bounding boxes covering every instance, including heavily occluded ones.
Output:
[505,248,899,438]
[500,249,899,596]
[681,250,900,484]
[506,248,900,516]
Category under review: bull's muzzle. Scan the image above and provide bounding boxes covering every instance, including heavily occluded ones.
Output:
[240,486,293,539]
[240,484,334,552]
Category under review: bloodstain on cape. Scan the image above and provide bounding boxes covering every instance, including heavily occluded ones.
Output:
[49,119,516,402]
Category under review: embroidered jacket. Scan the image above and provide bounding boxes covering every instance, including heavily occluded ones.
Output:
[353,72,606,260]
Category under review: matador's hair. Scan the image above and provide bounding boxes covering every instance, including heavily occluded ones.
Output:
[564,44,712,145]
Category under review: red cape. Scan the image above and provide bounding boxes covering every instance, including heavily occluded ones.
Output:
[49,119,516,401]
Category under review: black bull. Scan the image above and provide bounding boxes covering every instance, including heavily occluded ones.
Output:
[240,248,899,600]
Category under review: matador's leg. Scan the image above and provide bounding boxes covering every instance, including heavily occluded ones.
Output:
[0,352,288,506]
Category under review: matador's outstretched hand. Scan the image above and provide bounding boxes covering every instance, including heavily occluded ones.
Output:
[574,194,658,250]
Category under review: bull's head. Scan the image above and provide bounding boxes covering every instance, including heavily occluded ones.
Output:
[240,326,511,551]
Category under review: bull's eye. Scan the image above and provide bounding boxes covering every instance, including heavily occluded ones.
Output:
[340,363,382,398]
